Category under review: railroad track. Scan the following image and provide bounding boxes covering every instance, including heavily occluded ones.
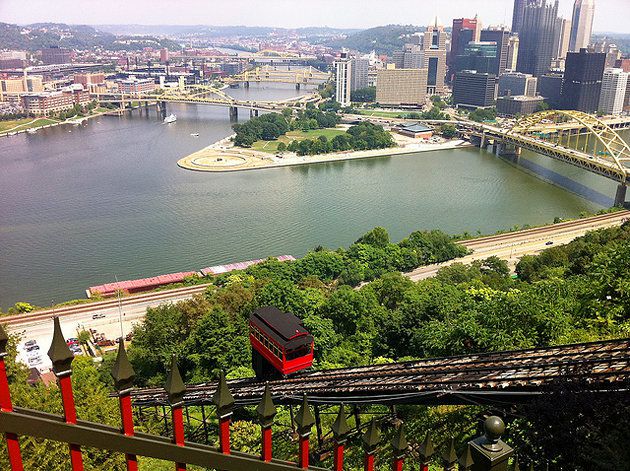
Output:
[459,210,629,248]
[131,338,630,407]
[2,284,211,327]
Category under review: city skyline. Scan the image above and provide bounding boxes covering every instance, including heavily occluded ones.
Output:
[0,0,628,33]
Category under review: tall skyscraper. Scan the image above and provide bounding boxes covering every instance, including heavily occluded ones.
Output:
[569,0,595,52]
[334,52,352,106]
[507,35,520,71]
[480,27,510,76]
[517,0,559,77]
[512,0,528,33]
[598,68,629,115]
[553,18,572,60]
[451,17,481,61]
[423,19,447,95]
[561,48,606,112]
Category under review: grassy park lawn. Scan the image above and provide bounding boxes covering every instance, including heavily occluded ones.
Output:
[251,127,347,153]
[0,118,58,133]
[354,109,405,118]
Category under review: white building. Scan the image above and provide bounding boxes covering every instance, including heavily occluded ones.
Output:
[507,35,519,71]
[598,68,629,115]
[569,0,595,52]
[334,52,352,106]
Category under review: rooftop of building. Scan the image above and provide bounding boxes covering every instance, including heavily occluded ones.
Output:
[498,95,544,102]
[398,122,433,132]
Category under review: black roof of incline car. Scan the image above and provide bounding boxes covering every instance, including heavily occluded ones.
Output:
[250,307,313,350]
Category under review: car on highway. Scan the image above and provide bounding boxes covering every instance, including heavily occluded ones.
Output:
[25,345,40,353]
[24,340,37,347]
[92,313,106,319]
[27,355,42,365]
[545,241,554,245]
[66,338,79,345]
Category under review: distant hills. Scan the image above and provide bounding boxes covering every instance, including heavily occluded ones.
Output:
[323,24,426,55]
[95,24,359,38]
[0,22,432,56]
[591,33,630,54]
[0,22,181,51]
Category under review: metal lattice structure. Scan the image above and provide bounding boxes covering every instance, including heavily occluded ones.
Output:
[95,84,321,113]
[506,110,630,182]
[225,66,331,85]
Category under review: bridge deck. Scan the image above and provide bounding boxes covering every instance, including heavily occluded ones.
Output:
[130,338,630,407]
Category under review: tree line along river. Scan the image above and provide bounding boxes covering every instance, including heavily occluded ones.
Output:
[0,83,623,309]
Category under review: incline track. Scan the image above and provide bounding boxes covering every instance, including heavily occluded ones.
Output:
[131,338,630,407]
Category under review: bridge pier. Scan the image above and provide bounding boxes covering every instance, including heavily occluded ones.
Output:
[244,81,250,89]
[229,106,238,121]
[479,132,486,149]
[295,83,301,90]
[249,109,259,118]
[614,184,627,207]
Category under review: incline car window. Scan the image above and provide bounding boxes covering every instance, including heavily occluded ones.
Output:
[286,344,311,361]
[250,324,282,359]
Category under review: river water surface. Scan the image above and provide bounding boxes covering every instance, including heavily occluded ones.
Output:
[0,84,622,308]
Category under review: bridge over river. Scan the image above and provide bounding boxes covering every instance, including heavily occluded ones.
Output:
[95,83,323,120]
[412,111,630,206]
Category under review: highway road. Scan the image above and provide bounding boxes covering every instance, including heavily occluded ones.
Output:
[5,210,629,372]
[406,210,629,281]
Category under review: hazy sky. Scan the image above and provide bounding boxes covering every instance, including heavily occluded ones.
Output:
[1,0,628,33]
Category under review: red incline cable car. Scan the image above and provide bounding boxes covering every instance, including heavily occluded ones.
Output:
[249,307,314,378]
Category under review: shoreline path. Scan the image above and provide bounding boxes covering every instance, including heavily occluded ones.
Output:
[177,133,474,172]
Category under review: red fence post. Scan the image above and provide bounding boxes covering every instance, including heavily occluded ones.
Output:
[331,404,350,471]
[0,325,24,471]
[418,432,435,471]
[362,419,380,471]
[294,394,315,469]
[165,354,187,471]
[111,340,138,471]
[391,425,408,471]
[48,317,84,471]
[212,371,234,455]
[256,383,277,462]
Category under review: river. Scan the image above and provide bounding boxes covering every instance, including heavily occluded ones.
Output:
[0,83,622,308]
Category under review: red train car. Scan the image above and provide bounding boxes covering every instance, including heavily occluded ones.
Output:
[249,307,314,378]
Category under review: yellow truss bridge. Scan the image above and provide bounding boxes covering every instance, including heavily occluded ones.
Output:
[96,84,322,111]
[457,110,630,205]
[224,66,331,86]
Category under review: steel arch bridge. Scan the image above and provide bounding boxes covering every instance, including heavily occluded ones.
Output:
[506,110,630,182]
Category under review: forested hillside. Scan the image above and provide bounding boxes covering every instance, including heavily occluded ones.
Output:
[0,22,181,51]
[324,24,425,54]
